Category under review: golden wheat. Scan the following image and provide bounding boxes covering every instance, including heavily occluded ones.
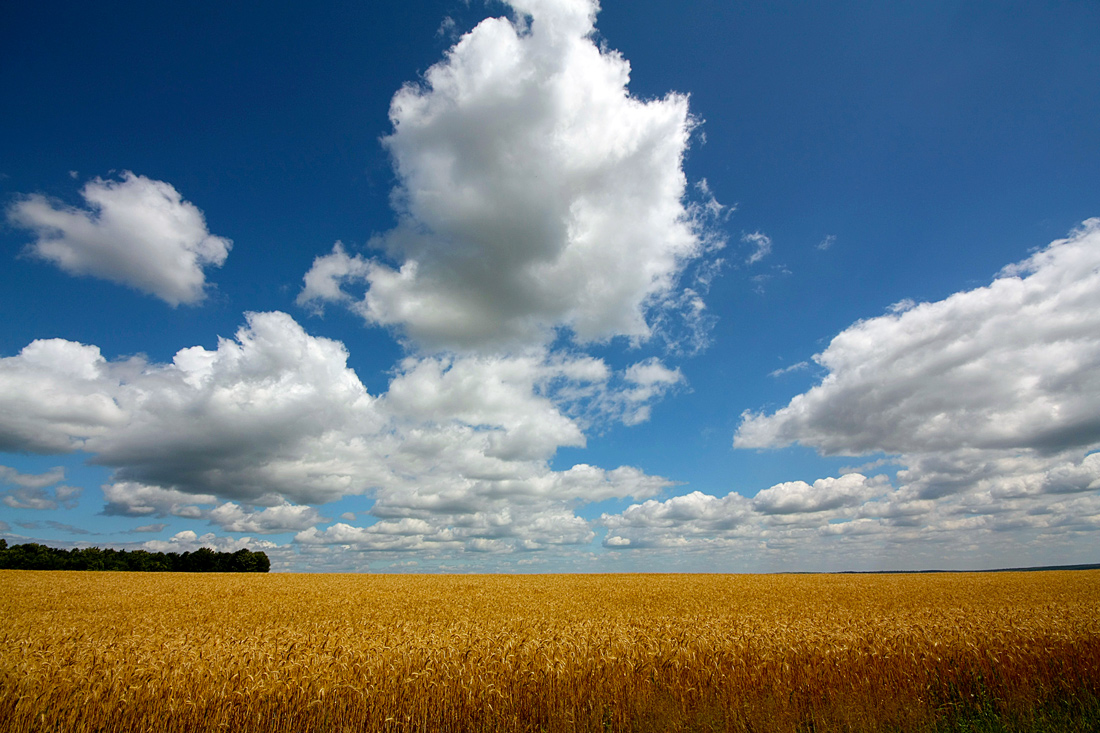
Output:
[1,571,1097,732]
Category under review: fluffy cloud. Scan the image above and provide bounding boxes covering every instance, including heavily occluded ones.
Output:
[90,311,380,504]
[0,339,128,453]
[891,449,1100,502]
[0,311,672,551]
[295,520,452,553]
[615,358,684,425]
[243,0,710,557]
[298,0,721,350]
[101,482,218,518]
[599,463,1100,568]
[8,172,231,306]
[207,502,326,534]
[601,474,890,549]
[735,219,1100,456]
[0,313,380,504]
[752,473,889,514]
[296,501,595,554]
[382,352,591,461]
[102,482,324,534]
[603,490,753,542]
[141,530,278,555]
[598,213,1100,567]
[382,351,681,458]
[679,219,1100,568]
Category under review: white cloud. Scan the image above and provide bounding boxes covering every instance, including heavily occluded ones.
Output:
[752,473,888,514]
[295,520,453,553]
[3,1,710,558]
[436,16,458,39]
[382,352,589,461]
[298,0,720,350]
[891,448,1100,502]
[613,358,684,425]
[0,465,65,489]
[296,501,595,554]
[142,530,277,555]
[207,502,326,534]
[768,361,809,378]
[132,523,168,533]
[690,219,1100,568]
[2,484,82,511]
[736,219,1100,457]
[86,312,381,504]
[601,490,754,549]
[598,461,1100,569]
[742,231,772,265]
[104,482,324,534]
[381,351,683,461]
[101,482,217,517]
[296,241,370,313]
[0,311,673,552]
[0,340,128,453]
[8,172,231,306]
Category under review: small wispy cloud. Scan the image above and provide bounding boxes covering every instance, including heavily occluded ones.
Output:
[887,298,917,314]
[45,520,96,536]
[817,234,836,251]
[694,179,734,221]
[436,16,457,38]
[742,232,772,265]
[769,361,810,378]
[2,484,81,510]
[131,523,168,533]
[0,465,64,489]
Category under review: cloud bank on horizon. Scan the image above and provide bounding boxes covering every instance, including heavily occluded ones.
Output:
[1,0,1097,571]
[610,221,1100,554]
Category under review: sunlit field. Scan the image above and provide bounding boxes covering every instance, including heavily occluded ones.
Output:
[2,570,1097,732]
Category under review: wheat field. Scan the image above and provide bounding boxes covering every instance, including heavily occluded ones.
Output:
[1,570,1097,732]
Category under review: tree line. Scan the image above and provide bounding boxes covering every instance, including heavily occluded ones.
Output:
[0,539,270,572]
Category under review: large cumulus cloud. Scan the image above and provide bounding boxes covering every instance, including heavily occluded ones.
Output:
[613,219,1100,568]
[298,0,721,351]
[735,219,1100,457]
[0,339,129,453]
[592,220,1100,569]
[732,220,1100,521]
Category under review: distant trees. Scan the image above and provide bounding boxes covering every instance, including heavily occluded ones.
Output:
[0,541,270,572]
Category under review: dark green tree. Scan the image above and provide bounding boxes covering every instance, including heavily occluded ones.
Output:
[0,542,269,572]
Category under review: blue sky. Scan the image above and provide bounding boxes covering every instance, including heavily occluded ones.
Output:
[2,0,1098,572]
